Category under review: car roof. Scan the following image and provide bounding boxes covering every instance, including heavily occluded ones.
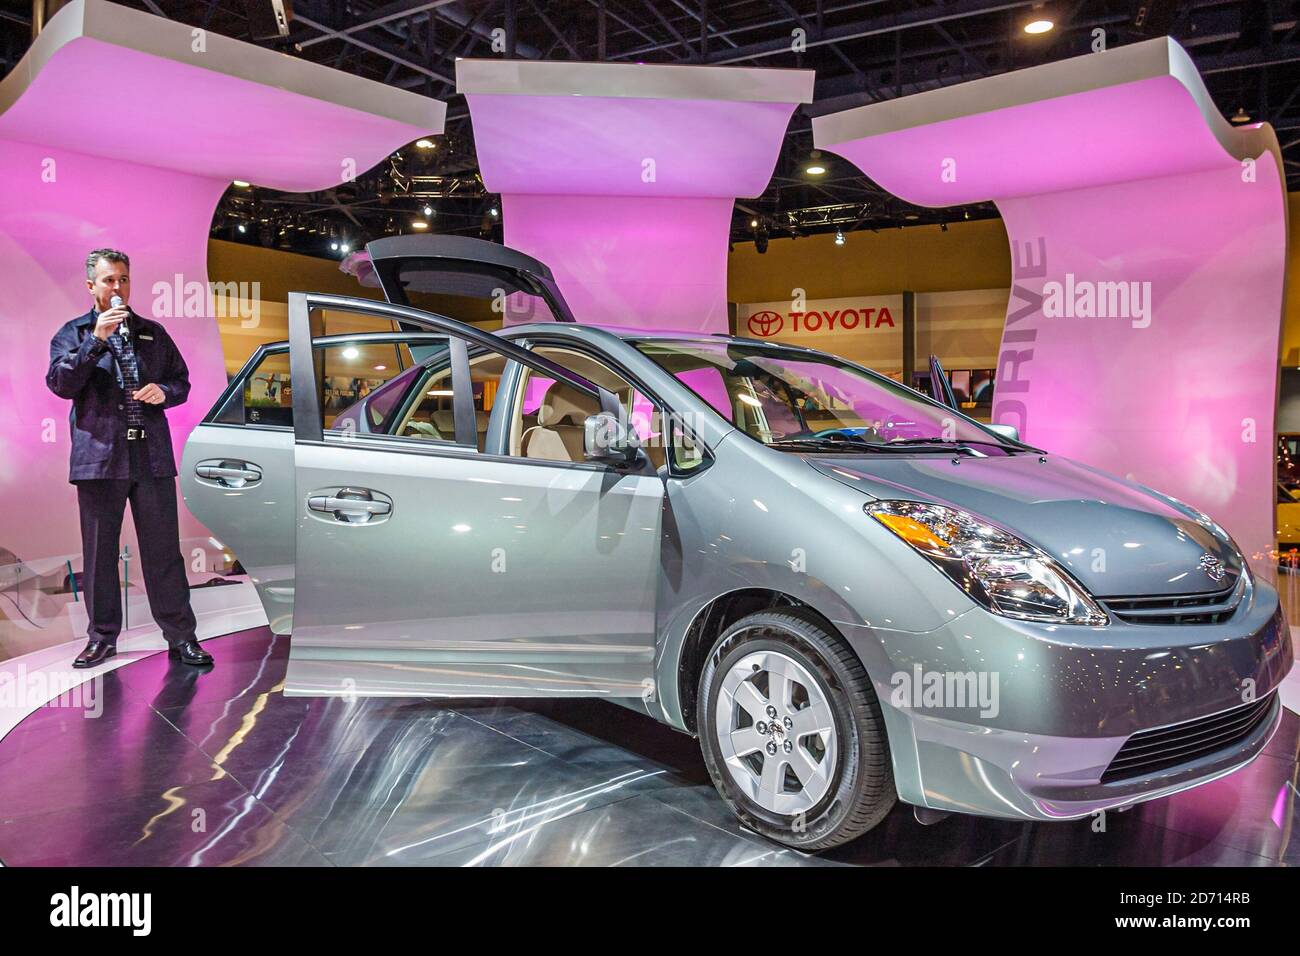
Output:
[502,322,812,352]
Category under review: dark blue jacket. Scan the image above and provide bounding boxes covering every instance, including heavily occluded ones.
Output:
[46,309,191,482]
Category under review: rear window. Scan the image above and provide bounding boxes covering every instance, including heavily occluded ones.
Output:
[211,340,422,429]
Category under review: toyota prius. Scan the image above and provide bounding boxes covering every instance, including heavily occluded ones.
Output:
[182,236,1293,849]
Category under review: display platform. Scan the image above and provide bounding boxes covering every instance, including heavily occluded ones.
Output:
[0,625,1296,867]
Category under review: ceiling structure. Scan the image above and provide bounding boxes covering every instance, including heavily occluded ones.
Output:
[3,0,1298,257]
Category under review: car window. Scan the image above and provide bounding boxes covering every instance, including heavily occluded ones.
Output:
[634,339,1016,454]
[211,339,420,429]
[377,349,505,451]
[511,344,704,473]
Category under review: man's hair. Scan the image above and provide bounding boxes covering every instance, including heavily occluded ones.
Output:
[85,248,129,280]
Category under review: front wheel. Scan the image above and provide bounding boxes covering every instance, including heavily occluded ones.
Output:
[698,609,895,850]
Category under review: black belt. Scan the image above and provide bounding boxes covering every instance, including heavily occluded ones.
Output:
[126,427,147,440]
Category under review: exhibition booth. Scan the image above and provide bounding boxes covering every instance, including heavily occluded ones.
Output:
[0,1,1296,868]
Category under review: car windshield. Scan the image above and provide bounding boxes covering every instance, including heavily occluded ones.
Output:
[633,339,1017,453]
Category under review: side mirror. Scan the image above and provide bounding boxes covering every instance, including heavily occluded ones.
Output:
[986,423,1020,443]
[584,412,640,464]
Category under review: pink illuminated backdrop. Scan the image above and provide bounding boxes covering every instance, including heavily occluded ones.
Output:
[459,59,813,332]
[814,39,1289,564]
[0,1,442,591]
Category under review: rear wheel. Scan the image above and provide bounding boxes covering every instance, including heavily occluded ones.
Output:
[698,608,895,850]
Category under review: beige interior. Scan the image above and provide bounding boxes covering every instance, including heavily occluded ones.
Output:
[393,353,504,450]
[511,346,667,468]
[520,381,601,461]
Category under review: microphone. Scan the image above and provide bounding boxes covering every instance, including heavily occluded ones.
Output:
[111,294,129,338]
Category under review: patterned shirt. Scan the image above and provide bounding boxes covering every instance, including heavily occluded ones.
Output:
[100,309,145,428]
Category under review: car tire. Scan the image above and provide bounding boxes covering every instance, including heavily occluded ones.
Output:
[698,607,895,850]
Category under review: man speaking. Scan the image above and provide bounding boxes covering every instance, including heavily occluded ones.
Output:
[46,249,214,669]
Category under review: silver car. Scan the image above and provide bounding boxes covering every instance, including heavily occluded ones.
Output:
[183,236,1293,850]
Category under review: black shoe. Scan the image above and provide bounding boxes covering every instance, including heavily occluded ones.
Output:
[168,640,214,666]
[72,640,116,669]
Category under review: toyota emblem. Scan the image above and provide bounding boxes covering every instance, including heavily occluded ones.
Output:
[747,311,784,338]
[1197,553,1226,583]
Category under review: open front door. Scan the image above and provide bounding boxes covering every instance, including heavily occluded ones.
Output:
[284,292,664,700]
[928,354,959,410]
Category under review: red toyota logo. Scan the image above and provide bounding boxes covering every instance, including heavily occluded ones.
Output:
[747,310,784,337]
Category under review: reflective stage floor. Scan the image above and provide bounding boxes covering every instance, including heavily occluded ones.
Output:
[0,626,1297,867]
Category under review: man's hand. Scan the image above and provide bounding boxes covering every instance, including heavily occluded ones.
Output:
[93,307,127,341]
[133,383,166,405]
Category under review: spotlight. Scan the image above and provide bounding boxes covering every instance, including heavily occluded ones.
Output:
[415,138,435,149]
[750,218,759,228]
[237,223,247,234]
[423,205,433,216]
[1230,107,1251,125]
[330,241,339,251]
[489,206,499,217]
[804,150,827,176]
[411,220,429,230]
[1023,18,1053,34]
[232,180,251,188]
[340,242,351,253]
[834,229,845,246]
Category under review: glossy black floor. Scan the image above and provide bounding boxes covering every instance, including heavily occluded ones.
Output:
[0,627,1297,866]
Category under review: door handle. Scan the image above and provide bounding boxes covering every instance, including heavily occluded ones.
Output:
[196,459,262,488]
[307,487,392,524]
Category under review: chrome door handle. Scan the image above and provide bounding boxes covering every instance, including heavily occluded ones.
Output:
[196,459,262,488]
[307,487,391,524]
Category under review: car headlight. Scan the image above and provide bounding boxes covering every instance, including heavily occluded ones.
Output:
[866,500,1108,626]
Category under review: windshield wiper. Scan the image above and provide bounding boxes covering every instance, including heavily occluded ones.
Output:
[771,437,972,454]
[886,437,1035,454]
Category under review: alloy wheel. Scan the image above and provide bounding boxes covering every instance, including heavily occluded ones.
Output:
[714,648,838,816]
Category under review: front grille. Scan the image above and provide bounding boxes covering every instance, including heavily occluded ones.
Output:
[1100,579,1240,625]
[1100,693,1277,783]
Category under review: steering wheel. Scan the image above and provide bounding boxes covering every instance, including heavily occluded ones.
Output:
[812,427,864,440]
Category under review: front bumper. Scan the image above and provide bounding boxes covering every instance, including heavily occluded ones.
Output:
[839,579,1293,821]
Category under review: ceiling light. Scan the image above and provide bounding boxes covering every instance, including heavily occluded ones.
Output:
[232,180,250,188]
[1230,107,1251,124]
[374,365,386,371]
[1023,18,1053,34]
[411,220,429,230]
[415,139,435,149]
[834,229,845,246]
[341,347,359,360]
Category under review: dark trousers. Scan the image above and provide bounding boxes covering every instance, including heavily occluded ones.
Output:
[75,441,196,648]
